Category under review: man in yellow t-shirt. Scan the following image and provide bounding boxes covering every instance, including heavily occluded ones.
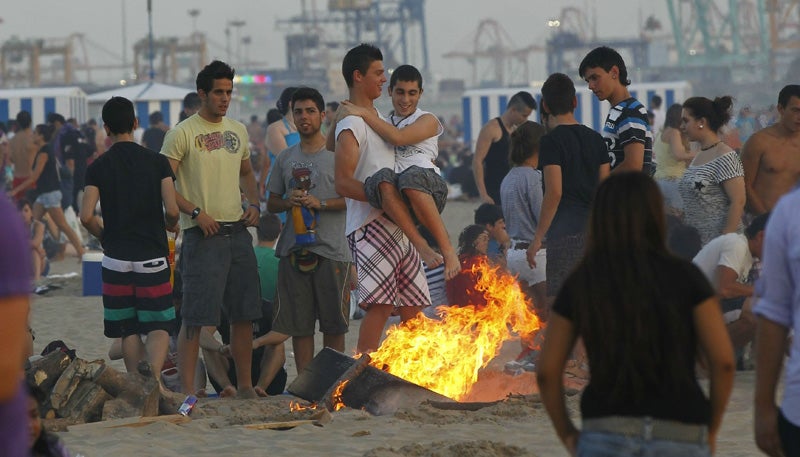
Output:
[161,60,262,398]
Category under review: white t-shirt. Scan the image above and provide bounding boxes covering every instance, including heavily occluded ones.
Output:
[389,108,443,174]
[336,113,395,235]
[692,232,754,286]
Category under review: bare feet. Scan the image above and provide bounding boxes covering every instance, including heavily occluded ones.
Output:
[254,386,268,397]
[416,244,443,269]
[219,385,237,398]
[236,386,258,399]
[442,249,460,281]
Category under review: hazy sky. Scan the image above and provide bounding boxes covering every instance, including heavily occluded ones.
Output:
[0,0,668,85]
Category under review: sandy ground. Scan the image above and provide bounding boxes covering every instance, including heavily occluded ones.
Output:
[28,200,763,456]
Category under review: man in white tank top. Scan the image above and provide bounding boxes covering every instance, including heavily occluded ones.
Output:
[336,64,459,282]
[334,46,432,354]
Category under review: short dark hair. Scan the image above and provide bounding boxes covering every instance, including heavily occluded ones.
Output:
[778,85,800,108]
[266,108,282,124]
[16,198,32,211]
[148,111,163,125]
[102,96,136,135]
[34,123,54,142]
[183,92,201,110]
[474,203,504,225]
[276,87,298,115]
[47,113,66,126]
[509,121,546,166]
[342,43,383,88]
[389,64,423,90]
[291,87,325,113]
[579,46,630,86]
[326,101,340,112]
[508,91,536,112]
[541,73,575,116]
[745,212,770,239]
[196,60,235,94]
[651,94,663,108]
[16,111,32,130]
[458,224,488,256]
[257,213,282,241]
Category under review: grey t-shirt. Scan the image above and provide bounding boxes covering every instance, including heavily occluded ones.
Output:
[500,166,543,241]
[267,143,351,262]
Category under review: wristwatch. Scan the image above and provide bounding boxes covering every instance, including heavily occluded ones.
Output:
[191,207,201,219]
[320,200,327,210]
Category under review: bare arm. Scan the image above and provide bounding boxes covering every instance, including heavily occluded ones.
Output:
[166,157,219,237]
[740,135,768,215]
[79,185,104,239]
[598,162,611,181]
[754,316,790,457]
[472,124,497,203]
[713,265,754,299]
[693,296,735,452]
[0,296,29,400]
[161,177,179,229]
[537,313,580,454]
[665,129,695,161]
[721,176,746,235]
[341,103,439,146]
[528,165,561,268]
[261,122,290,191]
[611,142,645,173]
[239,158,260,227]
[334,130,367,202]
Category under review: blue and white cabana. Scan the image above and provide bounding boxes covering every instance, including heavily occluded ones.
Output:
[0,87,88,125]
[88,82,192,129]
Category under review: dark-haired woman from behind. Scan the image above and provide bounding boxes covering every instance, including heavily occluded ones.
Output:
[537,172,734,456]
[678,96,745,246]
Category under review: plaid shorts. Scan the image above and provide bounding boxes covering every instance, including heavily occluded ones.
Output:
[347,215,431,309]
[364,166,448,214]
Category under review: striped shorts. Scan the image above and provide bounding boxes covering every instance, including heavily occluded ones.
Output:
[102,255,176,338]
[347,215,431,309]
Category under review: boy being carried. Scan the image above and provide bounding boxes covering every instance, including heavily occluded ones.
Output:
[334,65,459,279]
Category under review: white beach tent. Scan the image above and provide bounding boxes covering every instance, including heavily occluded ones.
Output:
[87,82,192,129]
[0,86,88,126]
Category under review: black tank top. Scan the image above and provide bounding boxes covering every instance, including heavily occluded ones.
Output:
[34,143,61,195]
[483,118,510,205]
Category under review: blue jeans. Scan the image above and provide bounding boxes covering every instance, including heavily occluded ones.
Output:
[578,431,710,457]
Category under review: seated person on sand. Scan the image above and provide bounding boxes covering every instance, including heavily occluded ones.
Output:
[18,199,49,283]
[692,212,769,358]
[202,299,287,397]
[446,224,491,308]
[332,64,459,279]
[474,203,510,268]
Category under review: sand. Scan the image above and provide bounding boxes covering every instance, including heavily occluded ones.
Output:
[28,200,762,456]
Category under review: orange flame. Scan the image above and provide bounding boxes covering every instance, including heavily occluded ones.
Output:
[289,400,318,412]
[367,260,542,401]
[329,380,349,411]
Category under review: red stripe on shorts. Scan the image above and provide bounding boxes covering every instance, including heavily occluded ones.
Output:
[103,283,135,296]
[135,282,172,299]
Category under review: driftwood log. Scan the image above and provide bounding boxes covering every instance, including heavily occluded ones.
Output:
[26,357,163,425]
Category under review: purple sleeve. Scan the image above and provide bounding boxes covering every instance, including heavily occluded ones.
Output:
[753,195,796,327]
[0,195,32,296]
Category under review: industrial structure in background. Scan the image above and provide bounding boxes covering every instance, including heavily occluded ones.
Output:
[1,1,799,103]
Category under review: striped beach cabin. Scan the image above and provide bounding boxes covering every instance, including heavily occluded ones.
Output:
[0,87,88,126]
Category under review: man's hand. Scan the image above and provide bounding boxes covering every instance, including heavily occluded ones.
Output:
[755,403,784,457]
[195,211,219,237]
[241,206,260,227]
[337,100,370,120]
[300,194,322,210]
[526,239,543,269]
[479,193,495,204]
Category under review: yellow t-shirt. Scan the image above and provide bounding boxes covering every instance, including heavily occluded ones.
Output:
[161,114,250,229]
[653,136,686,180]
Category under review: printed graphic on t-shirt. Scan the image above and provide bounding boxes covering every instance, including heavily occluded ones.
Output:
[195,130,241,154]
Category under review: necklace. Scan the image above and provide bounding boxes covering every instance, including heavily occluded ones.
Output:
[390,111,413,127]
[700,141,722,151]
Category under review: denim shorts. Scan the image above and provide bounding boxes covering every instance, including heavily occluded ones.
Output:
[577,431,710,457]
[35,190,63,209]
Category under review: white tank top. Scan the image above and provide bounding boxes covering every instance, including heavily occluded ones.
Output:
[390,108,443,174]
[336,112,394,235]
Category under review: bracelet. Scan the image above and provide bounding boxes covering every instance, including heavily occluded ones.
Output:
[249,203,261,212]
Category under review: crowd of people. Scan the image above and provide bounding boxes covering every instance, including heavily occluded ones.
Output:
[2,41,800,457]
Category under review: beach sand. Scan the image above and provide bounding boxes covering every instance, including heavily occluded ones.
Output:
[29,200,762,456]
